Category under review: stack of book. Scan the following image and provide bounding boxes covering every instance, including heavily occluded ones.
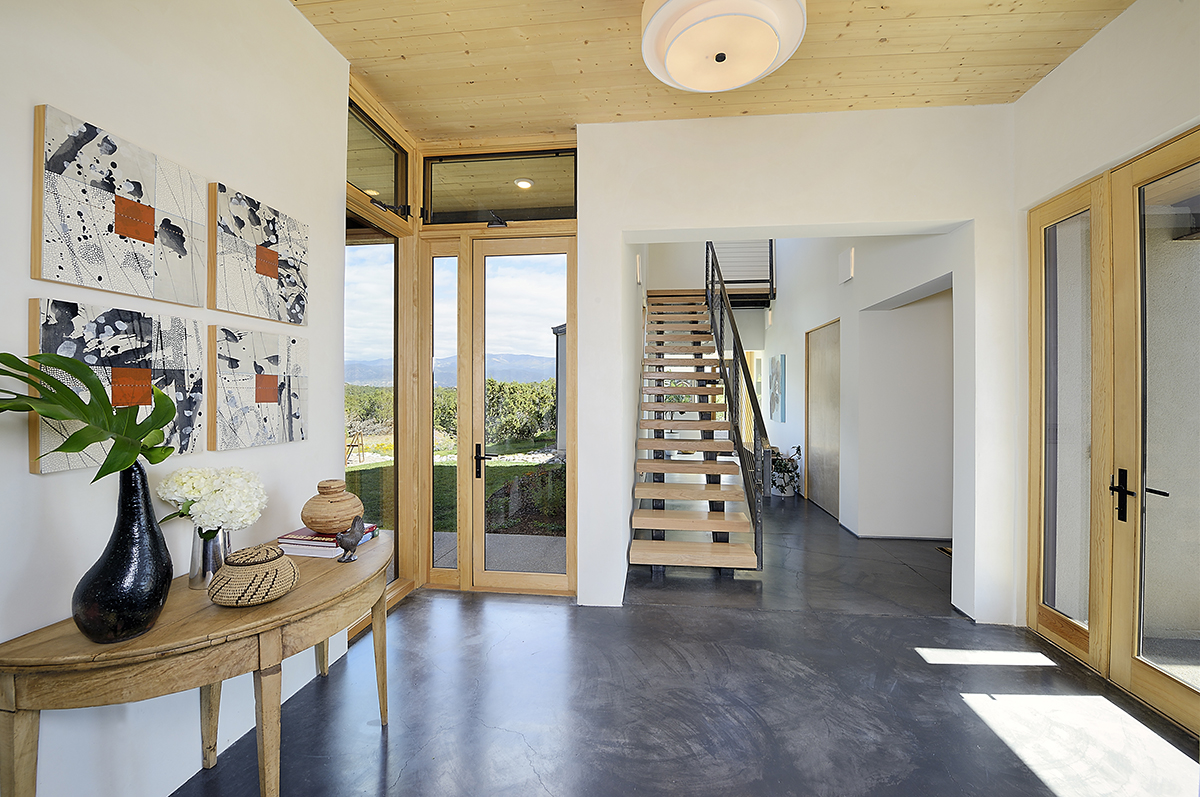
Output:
[278,523,379,558]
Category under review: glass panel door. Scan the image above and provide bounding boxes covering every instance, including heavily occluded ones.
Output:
[1028,178,1113,672]
[343,214,398,583]
[1112,128,1200,733]
[470,238,575,593]
[431,255,460,572]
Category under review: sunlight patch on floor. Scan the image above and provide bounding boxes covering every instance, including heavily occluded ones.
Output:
[962,693,1200,797]
[915,648,1057,666]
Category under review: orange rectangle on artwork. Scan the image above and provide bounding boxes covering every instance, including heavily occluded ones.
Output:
[111,367,153,407]
[114,195,155,243]
[256,245,279,279]
[256,373,279,404]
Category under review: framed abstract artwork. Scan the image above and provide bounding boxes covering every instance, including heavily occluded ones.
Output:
[769,354,786,422]
[33,105,207,306]
[31,298,204,474]
[209,326,307,450]
[209,184,309,325]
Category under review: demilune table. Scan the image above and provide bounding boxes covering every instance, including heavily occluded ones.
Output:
[0,532,392,797]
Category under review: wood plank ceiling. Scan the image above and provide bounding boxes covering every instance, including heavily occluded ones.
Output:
[295,0,1135,145]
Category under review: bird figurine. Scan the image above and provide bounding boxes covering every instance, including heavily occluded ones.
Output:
[336,515,366,563]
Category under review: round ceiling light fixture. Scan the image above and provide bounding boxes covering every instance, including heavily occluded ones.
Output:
[642,0,807,93]
[514,178,534,189]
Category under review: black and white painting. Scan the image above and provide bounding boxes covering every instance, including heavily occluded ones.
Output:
[210,326,308,450]
[35,298,204,473]
[36,105,207,306]
[211,184,309,325]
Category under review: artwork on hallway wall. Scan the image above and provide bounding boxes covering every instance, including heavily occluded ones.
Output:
[209,183,309,325]
[769,354,786,422]
[34,105,208,306]
[209,325,308,450]
[31,298,204,474]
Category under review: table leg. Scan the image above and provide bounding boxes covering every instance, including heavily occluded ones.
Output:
[199,682,221,769]
[253,665,281,797]
[371,592,388,727]
[0,708,39,797]
[315,639,329,677]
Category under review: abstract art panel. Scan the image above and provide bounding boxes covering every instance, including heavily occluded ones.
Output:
[33,299,204,474]
[209,326,307,450]
[35,105,207,306]
[769,354,785,422]
[209,184,309,325]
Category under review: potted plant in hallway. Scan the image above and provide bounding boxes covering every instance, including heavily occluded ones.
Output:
[0,352,177,643]
[771,445,801,498]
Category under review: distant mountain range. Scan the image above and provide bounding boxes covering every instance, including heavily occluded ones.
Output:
[345,354,556,387]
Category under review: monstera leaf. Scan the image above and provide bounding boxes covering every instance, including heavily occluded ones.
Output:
[0,352,176,481]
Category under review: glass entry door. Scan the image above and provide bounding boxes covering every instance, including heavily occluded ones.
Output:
[1028,177,1113,673]
[469,238,574,593]
[1111,130,1200,730]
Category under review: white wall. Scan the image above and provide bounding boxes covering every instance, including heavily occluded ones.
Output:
[1014,0,1200,210]
[765,232,966,540]
[0,2,348,795]
[859,289,954,540]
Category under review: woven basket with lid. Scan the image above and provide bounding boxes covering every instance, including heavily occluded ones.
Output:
[207,544,300,607]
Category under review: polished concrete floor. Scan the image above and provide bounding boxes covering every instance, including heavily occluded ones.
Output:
[173,497,1199,797]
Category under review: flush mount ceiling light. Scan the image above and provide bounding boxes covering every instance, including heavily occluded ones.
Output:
[514,178,534,189]
[642,0,807,93]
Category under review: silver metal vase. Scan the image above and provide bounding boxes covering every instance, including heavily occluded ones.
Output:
[189,527,230,590]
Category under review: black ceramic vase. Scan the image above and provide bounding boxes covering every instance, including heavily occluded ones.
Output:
[71,460,174,644]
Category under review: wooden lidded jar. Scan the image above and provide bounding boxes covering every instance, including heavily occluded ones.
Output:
[300,479,364,535]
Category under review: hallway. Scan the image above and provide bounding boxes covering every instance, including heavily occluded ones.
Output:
[173,498,1199,796]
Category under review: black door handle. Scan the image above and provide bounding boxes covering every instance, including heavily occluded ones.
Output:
[1109,468,1136,522]
[474,443,495,479]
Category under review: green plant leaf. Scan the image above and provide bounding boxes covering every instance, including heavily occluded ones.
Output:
[53,424,113,454]
[141,445,175,465]
[94,436,142,483]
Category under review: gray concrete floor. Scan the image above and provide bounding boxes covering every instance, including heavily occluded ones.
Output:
[173,496,1199,797]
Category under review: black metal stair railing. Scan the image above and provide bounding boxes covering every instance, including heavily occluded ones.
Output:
[706,242,772,570]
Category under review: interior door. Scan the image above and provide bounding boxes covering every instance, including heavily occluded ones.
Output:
[469,237,576,594]
[1110,129,1200,732]
[805,319,840,515]
[1027,176,1114,673]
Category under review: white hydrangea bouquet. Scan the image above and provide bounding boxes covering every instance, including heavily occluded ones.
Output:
[158,466,268,539]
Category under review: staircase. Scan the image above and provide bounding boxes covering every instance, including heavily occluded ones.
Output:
[630,268,770,575]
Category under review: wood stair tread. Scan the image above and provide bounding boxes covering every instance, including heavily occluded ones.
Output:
[636,483,745,501]
[643,385,724,395]
[641,401,726,413]
[636,459,740,475]
[638,438,734,452]
[646,333,714,341]
[643,358,722,367]
[642,371,720,381]
[629,539,757,568]
[632,508,752,531]
[645,346,717,355]
[639,419,729,430]
[648,323,712,331]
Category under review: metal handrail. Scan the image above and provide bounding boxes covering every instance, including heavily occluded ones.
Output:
[705,241,771,570]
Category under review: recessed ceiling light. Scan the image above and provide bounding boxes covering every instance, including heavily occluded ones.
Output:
[364,189,380,196]
[514,178,534,189]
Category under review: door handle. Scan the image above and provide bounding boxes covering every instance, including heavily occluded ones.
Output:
[1109,468,1136,522]
[474,443,495,479]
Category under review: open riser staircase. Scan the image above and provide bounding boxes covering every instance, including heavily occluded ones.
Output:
[630,245,772,574]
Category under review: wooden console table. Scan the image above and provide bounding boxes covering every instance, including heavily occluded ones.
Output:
[0,533,392,797]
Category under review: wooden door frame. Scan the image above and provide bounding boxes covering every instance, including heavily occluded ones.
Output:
[418,225,578,596]
[1026,175,1114,675]
[803,318,840,507]
[1110,126,1200,733]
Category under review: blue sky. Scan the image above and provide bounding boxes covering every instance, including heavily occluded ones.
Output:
[345,246,566,362]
